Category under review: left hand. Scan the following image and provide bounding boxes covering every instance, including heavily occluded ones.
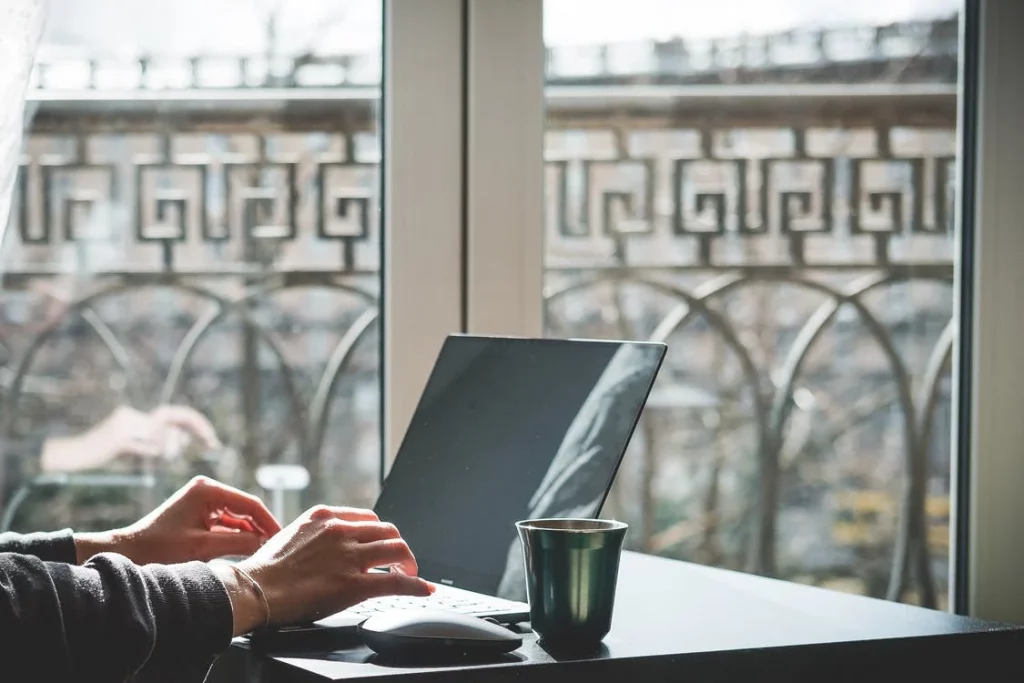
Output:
[75,476,282,565]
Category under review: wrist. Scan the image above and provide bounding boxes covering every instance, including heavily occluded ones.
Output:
[211,562,268,637]
[73,530,119,564]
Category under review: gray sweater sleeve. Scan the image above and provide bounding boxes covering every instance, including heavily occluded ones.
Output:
[0,528,77,562]
[0,531,234,682]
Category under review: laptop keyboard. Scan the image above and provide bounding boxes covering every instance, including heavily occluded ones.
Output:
[343,585,520,617]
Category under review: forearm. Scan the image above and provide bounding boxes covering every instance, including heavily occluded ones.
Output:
[0,551,233,681]
[39,434,83,473]
[39,431,108,474]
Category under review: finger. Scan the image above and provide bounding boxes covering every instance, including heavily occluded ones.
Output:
[356,538,418,576]
[354,573,434,603]
[328,520,401,544]
[211,510,256,534]
[196,530,263,560]
[307,505,379,523]
[189,477,282,536]
[151,405,222,449]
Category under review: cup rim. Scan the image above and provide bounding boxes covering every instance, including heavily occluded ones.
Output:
[515,517,628,532]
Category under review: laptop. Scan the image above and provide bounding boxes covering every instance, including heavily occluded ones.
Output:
[254,334,666,644]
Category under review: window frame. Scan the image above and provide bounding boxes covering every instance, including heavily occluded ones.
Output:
[382,0,467,470]
[464,0,545,337]
[957,0,1024,622]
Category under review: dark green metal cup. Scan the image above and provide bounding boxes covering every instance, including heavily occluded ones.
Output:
[515,518,628,648]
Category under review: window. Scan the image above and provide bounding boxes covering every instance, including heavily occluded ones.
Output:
[536,0,965,608]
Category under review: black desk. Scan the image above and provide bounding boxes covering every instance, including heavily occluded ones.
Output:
[210,551,1024,682]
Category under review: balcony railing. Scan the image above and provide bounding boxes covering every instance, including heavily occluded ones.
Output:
[2,20,958,607]
[30,18,957,90]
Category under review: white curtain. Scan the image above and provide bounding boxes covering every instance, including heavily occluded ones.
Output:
[0,0,47,259]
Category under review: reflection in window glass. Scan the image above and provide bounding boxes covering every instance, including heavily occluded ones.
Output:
[543,0,961,608]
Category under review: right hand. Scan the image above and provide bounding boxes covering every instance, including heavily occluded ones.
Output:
[214,505,434,635]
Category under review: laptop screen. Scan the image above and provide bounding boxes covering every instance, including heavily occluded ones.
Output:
[373,335,665,601]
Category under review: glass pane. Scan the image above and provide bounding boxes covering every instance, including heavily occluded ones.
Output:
[1,0,383,533]
[543,0,961,608]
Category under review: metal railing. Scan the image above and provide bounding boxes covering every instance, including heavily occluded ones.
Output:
[30,18,957,90]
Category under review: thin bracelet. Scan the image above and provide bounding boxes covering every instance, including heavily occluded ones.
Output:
[230,564,270,629]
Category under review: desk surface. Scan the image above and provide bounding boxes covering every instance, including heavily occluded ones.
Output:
[211,551,1024,683]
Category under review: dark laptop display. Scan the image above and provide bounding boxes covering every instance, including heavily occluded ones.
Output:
[374,335,666,600]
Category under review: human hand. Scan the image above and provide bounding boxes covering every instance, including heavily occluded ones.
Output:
[75,475,281,565]
[213,505,435,636]
[41,404,222,473]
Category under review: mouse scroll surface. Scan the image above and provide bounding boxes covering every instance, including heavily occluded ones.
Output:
[359,609,523,659]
